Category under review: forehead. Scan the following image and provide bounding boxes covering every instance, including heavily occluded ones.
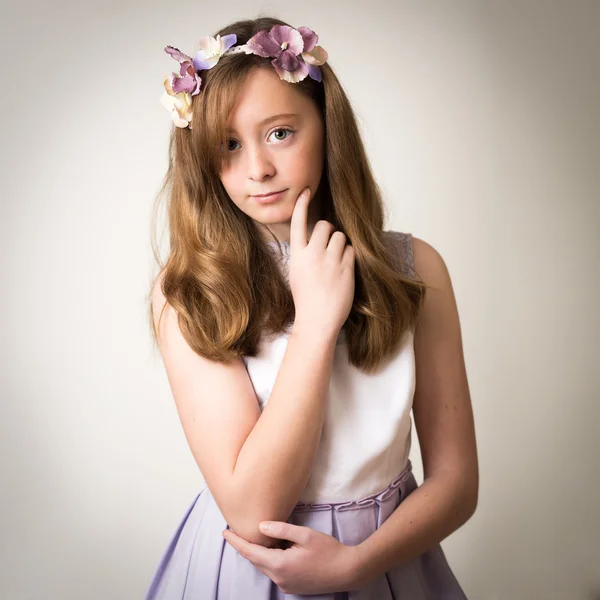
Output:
[226,67,312,131]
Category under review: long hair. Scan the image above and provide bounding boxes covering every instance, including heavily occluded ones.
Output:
[148,16,427,373]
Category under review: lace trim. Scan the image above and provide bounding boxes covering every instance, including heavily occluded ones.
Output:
[266,240,291,261]
[266,233,414,277]
[383,231,415,279]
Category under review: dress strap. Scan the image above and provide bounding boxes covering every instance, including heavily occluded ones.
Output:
[384,231,416,279]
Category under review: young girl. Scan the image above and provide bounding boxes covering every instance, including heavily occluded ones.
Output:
[146,15,478,599]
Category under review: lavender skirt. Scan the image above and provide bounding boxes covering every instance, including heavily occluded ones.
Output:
[144,460,468,599]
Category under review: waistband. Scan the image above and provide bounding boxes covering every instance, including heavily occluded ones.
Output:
[292,460,415,513]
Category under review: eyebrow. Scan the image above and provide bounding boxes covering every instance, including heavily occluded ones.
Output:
[227,113,300,133]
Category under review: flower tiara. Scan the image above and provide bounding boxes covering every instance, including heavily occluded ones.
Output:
[160,24,328,129]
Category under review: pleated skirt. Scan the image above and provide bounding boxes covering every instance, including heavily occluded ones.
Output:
[144,460,468,599]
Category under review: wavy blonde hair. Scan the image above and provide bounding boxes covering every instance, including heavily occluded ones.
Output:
[148,16,427,373]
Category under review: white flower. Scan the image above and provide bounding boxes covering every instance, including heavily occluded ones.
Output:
[160,74,193,129]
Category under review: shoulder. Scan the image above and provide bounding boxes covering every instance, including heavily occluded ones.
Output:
[383,230,454,294]
[411,236,452,288]
[380,231,460,334]
[410,235,460,334]
[382,230,450,278]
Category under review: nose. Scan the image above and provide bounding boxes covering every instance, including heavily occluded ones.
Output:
[247,143,275,181]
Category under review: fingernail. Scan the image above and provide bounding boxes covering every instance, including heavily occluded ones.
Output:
[260,522,271,532]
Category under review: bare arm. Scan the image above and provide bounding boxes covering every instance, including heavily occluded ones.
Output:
[232,324,338,547]
[351,236,478,587]
[152,273,339,550]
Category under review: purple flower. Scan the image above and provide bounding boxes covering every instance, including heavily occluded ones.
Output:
[164,45,202,96]
[246,25,328,83]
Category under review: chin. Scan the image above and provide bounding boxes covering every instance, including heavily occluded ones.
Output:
[250,201,292,217]
[255,216,292,227]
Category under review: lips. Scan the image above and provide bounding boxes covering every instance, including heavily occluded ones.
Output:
[251,189,285,197]
[250,189,287,205]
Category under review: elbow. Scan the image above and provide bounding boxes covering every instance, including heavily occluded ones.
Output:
[461,476,479,524]
[222,488,290,548]
[441,468,478,526]
[224,472,295,548]
[448,486,477,532]
[456,458,479,524]
[225,514,285,549]
[464,491,478,523]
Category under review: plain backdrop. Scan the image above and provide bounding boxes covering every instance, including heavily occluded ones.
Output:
[1,1,598,599]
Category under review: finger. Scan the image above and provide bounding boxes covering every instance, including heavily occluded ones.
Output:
[222,530,279,569]
[342,243,355,266]
[260,521,311,546]
[289,187,311,251]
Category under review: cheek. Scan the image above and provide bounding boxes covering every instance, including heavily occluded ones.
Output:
[304,130,324,173]
[288,141,323,182]
[219,170,240,196]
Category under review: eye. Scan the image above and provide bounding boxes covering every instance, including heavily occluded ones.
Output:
[226,139,241,152]
[269,128,293,142]
[224,128,293,154]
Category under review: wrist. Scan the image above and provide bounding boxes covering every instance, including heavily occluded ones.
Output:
[291,320,339,345]
[344,543,372,591]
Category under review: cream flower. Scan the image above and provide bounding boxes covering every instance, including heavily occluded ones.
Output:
[160,74,193,129]
[192,34,237,71]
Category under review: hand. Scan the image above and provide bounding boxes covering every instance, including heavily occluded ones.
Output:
[289,187,355,338]
[222,520,364,595]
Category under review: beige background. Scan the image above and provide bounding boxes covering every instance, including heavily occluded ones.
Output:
[1,1,598,598]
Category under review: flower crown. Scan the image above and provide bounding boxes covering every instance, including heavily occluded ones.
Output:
[160,24,328,129]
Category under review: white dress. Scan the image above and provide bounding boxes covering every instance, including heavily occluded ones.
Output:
[246,231,417,503]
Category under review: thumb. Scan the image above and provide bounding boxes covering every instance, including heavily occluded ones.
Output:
[259,521,305,543]
[259,521,279,535]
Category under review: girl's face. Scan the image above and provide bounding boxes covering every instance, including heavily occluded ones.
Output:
[219,67,325,242]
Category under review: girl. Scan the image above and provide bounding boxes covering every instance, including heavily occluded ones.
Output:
[146,15,478,599]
